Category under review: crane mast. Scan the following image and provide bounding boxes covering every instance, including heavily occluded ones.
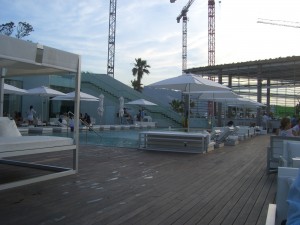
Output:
[176,0,196,72]
[172,0,216,76]
[208,0,215,67]
[107,0,117,78]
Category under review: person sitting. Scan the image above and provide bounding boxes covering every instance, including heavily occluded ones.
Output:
[14,111,23,126]
[83,113,91,126]
[227,120,234,127]
[123,108,133,124]
[278,117,294,137]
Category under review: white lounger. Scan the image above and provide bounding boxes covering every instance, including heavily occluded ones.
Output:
[0,117,77,191]
[138,131,214,153]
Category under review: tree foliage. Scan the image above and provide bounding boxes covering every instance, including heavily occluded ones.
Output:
[0,21,34,39]
[169,99,184,113]
[131,58,150,92]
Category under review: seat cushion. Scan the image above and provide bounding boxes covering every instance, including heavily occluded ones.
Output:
[0,117,21,137]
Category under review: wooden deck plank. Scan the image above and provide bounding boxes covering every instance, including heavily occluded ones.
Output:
[0,134,276,225]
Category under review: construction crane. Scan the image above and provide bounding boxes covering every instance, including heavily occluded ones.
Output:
[257,18,300,28]
[171,0,216,73]
[208,0,215,67]
[174,0,196,72]
[107,0,117,78]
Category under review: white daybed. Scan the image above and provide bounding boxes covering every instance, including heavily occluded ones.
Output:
[0,35,81,190]
[0,117,76,191]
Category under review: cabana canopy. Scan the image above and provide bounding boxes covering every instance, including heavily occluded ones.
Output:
[0,34,81,190]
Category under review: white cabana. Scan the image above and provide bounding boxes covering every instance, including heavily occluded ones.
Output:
[0,34,81,190]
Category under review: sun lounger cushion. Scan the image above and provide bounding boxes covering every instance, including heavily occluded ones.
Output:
[0,136,74,153]
[0,117,21,137]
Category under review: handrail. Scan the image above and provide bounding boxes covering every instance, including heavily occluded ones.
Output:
[67,111,102,139]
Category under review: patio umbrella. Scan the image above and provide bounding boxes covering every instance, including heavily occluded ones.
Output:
[197,91,240,100]
[27,86,66,97]
[148,73,231,93]
[125,99,157,106]
[51,91,99,101]
[119,96,124,124]
[27,86,66,121]
[97,94,104,124]
[148,73,230,131]
[4,83,28,95]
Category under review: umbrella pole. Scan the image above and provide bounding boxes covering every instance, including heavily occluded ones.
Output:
[188,93,190,132]
[0,68,6,117]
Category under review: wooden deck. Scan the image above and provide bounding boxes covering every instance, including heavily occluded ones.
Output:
[0,134,276,225]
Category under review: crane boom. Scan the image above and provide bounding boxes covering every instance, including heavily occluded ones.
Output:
[176,0,196,23]
[257,19,300,28]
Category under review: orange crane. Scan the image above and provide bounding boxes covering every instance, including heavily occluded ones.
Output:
[257,18,300,28]
[171,0,216,72]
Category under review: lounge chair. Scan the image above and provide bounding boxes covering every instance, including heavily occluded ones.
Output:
[279,140,300,168]
[267,136,300,173]
[265,167,299,225]
[0,117,77,191]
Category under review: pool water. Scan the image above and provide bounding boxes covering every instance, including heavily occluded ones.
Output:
[50,128,165,148]
[36,127,205,148]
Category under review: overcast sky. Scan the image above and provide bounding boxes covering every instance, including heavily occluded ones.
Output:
[1,0,300,86]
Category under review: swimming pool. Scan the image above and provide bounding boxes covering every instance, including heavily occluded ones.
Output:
[33,127,205,148]
[48,128,165,148]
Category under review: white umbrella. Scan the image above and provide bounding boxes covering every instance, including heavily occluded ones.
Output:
[148,73,230,131]
[197,91,240,100]
[27,86,66,97]
[148,73,231,93]
[26,86,66,121]
[4,83,28,95]
[125,99,157,106]
[51,91,99,101]
[119,96,124,124]
[97,94,104,124]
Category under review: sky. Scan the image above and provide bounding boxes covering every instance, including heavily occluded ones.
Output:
[1,0,300,87]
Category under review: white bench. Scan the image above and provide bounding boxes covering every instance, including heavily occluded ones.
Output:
[138,131,213,153]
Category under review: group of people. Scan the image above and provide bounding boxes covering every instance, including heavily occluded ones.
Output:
[120,108,145,124]
[277,117,300,137]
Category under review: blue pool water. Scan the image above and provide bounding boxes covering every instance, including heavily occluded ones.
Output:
[48,128,167,148]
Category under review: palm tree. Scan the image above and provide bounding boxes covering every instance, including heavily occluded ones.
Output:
[131,58,150,92]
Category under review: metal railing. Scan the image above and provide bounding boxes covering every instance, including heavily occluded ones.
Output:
[67,111,102,143]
